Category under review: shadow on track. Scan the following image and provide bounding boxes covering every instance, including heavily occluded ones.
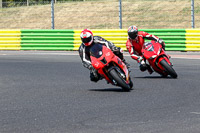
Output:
[89,88,133,92]
[134,76,174,79]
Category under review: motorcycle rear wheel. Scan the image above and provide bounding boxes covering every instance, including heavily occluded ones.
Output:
[109,69,132,91]
[160,59,178,78]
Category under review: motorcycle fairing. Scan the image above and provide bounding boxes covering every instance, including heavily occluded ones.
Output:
[90,44,130,85]
[142,41,172,76]
[142,42,161,59]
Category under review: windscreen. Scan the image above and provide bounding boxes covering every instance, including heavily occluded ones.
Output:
[90,43,103,58]
[143,42,154,51]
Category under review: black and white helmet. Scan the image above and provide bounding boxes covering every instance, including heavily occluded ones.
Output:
[127,25,138,39]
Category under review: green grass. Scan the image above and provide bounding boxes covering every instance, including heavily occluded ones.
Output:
[0,0,199,29]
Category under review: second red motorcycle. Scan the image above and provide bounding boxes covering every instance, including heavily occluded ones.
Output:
[141,40,178,78]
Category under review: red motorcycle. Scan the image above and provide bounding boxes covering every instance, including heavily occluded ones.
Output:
[90,43,133,91]
[141,41,178,78]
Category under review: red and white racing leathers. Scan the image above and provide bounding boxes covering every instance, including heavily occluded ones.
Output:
[126,31,160,62]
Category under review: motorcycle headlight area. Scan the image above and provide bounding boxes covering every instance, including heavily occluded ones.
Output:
[150,55,157,59]
[150,48,161,59]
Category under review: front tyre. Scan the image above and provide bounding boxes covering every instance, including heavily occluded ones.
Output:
[160,59,178,78]
[109,69,131,91]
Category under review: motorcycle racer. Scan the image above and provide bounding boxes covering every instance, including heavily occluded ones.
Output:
[79,29,130,82]
[126,25,165,72]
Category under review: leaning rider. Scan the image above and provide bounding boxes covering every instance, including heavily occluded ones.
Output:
[126,25,165,73]
[79,29,130,82]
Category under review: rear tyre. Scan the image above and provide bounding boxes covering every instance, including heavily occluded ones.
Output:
[109,69,131,91]
[160,59,178,78]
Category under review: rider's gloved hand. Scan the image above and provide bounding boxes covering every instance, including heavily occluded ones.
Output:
[137,57,147,72]
[88,64,99,79]
[88,64,94,70]
[158,39,165,50]
[112,46,121,52]
[137,56,144,63]
[158,39,164,44]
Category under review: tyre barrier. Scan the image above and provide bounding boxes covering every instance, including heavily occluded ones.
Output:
[0,29,200,51]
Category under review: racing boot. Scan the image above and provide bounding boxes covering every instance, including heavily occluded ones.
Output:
[139,63,147,72]
[146,64,153,74]
[90,68,102,82]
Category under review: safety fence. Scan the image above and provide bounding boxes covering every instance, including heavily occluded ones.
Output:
[1,0,200,29]
[0,29,200,51]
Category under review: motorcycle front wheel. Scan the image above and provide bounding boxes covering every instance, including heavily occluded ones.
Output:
[160,59,178,78]
[109,69,132,91]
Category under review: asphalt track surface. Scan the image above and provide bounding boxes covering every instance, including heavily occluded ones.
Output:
[0,51,200,133]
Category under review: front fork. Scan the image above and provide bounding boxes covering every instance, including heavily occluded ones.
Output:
[156,55,171,71]
[108,66,129,85]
